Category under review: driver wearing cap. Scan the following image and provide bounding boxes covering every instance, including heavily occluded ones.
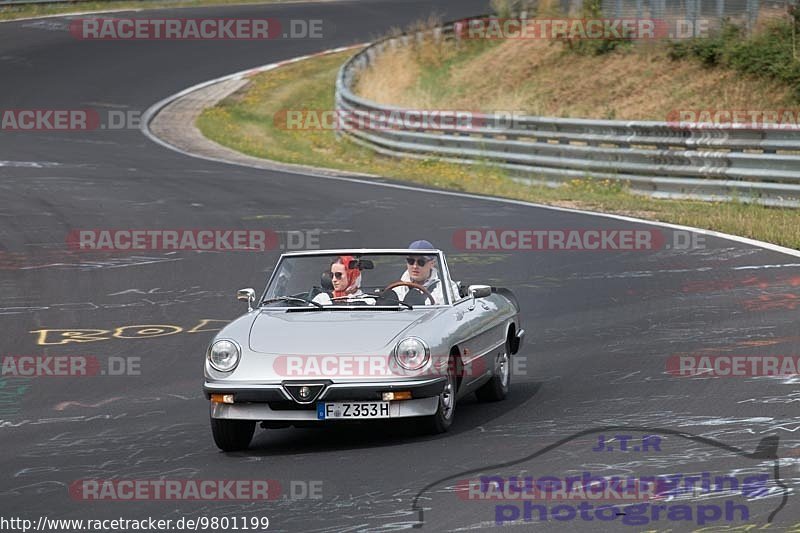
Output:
[392,240,458,305]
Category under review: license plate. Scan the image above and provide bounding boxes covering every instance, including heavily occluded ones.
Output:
[317,401,391,420]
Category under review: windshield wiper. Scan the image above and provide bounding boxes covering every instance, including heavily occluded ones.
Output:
[261,296,323,309]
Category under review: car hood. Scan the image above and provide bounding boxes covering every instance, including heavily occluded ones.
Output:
[248,309,442,355]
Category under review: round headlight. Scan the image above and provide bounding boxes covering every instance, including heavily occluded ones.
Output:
[394,337,430,371]
[208,340,240,372]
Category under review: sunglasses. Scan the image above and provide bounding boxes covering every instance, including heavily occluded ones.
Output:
[330,271,345,280]
[406,257,430,267]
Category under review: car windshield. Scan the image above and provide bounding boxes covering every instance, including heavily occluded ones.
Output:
[261,252,451,308]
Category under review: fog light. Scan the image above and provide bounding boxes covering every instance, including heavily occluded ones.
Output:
[382,391,412,401]
[211,394,234,404]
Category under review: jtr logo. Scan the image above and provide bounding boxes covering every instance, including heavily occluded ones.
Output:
[592,434,662,452]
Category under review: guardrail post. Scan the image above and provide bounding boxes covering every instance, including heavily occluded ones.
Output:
[651,0,663,19]
[746,0,759,33]
[686,0,697,37]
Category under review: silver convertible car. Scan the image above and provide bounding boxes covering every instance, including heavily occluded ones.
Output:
[204,249,524,451]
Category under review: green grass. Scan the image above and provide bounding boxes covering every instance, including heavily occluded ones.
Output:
[197,49,800,250]
[668,16,800,101]
[0,0,309,22]
[414,40,502,103]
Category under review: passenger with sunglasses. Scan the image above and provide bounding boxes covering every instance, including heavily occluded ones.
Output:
[312,255,373,305]
[391,240,458,305]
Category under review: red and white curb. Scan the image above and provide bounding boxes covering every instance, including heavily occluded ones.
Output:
[140,42,364,149]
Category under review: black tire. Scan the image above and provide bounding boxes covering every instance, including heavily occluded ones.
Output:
[475,337,511,402]
[422,356,458,434]
[210,417,255,452]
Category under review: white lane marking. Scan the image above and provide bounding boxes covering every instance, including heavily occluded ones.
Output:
[681,417,774,426]
[18,256,181,270]
[733,263,800,270]
[573,263,800,280]
[140,46,800,261]
[0,161,60,168]
[54,397,124,411]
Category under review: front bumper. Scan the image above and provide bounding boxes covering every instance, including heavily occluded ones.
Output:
[211,396,439,420]
[205,377,446,421]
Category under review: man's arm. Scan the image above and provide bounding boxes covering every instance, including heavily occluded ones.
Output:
[391,285,408,302]
[450,281,461,301]
[427,279,444,305]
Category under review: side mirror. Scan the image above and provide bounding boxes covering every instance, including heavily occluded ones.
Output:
[468,285,492,298]
[237,288,256,312]
[467,284,491,311]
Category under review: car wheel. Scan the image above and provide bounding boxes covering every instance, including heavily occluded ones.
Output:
[210,416,255,452]
[423,356,458,434]
[475,338,511,402]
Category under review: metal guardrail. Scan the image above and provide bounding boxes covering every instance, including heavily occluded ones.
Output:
[334,18,800,207]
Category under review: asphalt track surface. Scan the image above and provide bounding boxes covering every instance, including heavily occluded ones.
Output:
[0,0,799,531]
